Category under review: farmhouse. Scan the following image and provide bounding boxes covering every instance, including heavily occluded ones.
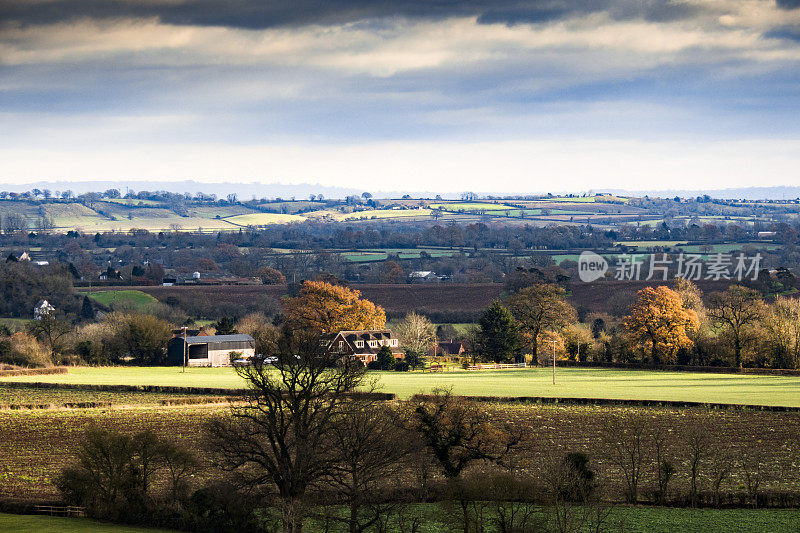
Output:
[427,341,468,357]
[33,299,55,320]
[167,334,255,367]
[322,329,403,364]
[408,270,441,283]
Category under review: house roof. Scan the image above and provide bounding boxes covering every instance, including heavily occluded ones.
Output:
[437,341,466,355]
[324,329,400,355]
[325,329,395,339]
[184,334,254,344]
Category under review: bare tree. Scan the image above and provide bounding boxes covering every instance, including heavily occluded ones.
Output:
[652,425,674,505]
[207,333,368,533]
[707,286,765,368]
[27,314,72,361]
[708,443,735,508]
[541,449,612,533]
[323,401,413,533]
[685,423,711,508]
[602,414,647,503]
[395,312,437,357]
[404,388,521,480]
[739,448,764,509]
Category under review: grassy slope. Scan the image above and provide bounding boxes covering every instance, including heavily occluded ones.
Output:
[3,367,800,406]
[371,505,800,533]
[223,213,307,225]
[1,507,798,533]
[0,513,174,532]
[85,290,158,311]
[610,507,800,533]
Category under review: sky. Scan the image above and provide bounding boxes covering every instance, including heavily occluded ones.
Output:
[1,0,800,194]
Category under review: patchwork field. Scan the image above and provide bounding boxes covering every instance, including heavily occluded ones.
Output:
[2,367,800,406]
[85,290,158,311]
[2,399,800,506]
[222,212,306,225]
[125,280,734,316]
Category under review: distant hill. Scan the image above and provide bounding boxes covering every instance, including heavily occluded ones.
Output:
[598,186,800,201]
[0,180,452,200]
[2,181,799,201]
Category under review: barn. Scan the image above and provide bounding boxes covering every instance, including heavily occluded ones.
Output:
[167,334,255,367]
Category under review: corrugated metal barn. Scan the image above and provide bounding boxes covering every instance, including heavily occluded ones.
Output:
[167,334,255,367]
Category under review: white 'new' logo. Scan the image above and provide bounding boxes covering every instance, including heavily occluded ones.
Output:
[578,251,608,282]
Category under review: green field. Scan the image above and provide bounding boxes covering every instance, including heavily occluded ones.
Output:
[0,385,219,407]
[616,240,689,247]
[431,202,515,211]
[85,290,158,311]
[340,208,431,220]
[3,505,798,533]
[2,505,798,533]
[3,367,800,407]
[0,513,174,532]
[223,212,306,225]
[375,505,800,533]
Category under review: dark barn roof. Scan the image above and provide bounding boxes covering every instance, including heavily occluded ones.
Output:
[184,334,254,344]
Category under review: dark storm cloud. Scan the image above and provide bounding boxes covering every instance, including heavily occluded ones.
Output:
[0,0,702,29]
[777,0,800,9]
[764,26,800,42]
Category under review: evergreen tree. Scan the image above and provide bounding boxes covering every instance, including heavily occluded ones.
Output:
[476,301,520,363]
[81,295,94,320]
[214,316,237,335]
[376,345,395,370]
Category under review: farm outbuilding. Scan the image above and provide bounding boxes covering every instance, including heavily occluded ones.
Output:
[167,334,255,367]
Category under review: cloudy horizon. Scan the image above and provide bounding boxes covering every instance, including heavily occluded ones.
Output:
[2,0,799,193]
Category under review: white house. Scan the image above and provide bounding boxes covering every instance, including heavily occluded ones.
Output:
[34,299,55,320]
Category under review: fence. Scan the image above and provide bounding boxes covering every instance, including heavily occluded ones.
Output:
[33,505,86,517]
[466,362,527,371]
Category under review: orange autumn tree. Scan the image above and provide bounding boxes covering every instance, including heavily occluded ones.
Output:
[283,280,386,333]
[624,285,699,364]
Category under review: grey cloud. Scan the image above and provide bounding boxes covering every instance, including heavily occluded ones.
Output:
[777,0,800,9]
[0,0,706,29]
[764,26,800,41]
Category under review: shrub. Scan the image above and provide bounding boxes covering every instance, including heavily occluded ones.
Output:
[560,452,595,503]
[186,483,269,533]
[0,332,51,367]
[57,428,197,521]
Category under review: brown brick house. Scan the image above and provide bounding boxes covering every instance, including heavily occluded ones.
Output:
[322,329,403,364]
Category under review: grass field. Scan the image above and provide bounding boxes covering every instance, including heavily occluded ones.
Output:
[0,506,798,533]
[379,505,800,533]
[85,290,158,311]
[0,385,218,407]
[0,317,32,331]
[616,240,689,247]
[0,513,174,532]
[431,202,515,212]
[3,367,800,406]
[223,212,306,225]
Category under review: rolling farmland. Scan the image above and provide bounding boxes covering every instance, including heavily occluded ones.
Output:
[3,366,800,406]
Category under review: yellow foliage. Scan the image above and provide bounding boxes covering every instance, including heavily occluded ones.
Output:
[283,281,386,333]
[624,286,699,364]
[9,332,51,367]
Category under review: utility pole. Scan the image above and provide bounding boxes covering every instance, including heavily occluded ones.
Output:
[552,339,557,385]
[181,326,188,373]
